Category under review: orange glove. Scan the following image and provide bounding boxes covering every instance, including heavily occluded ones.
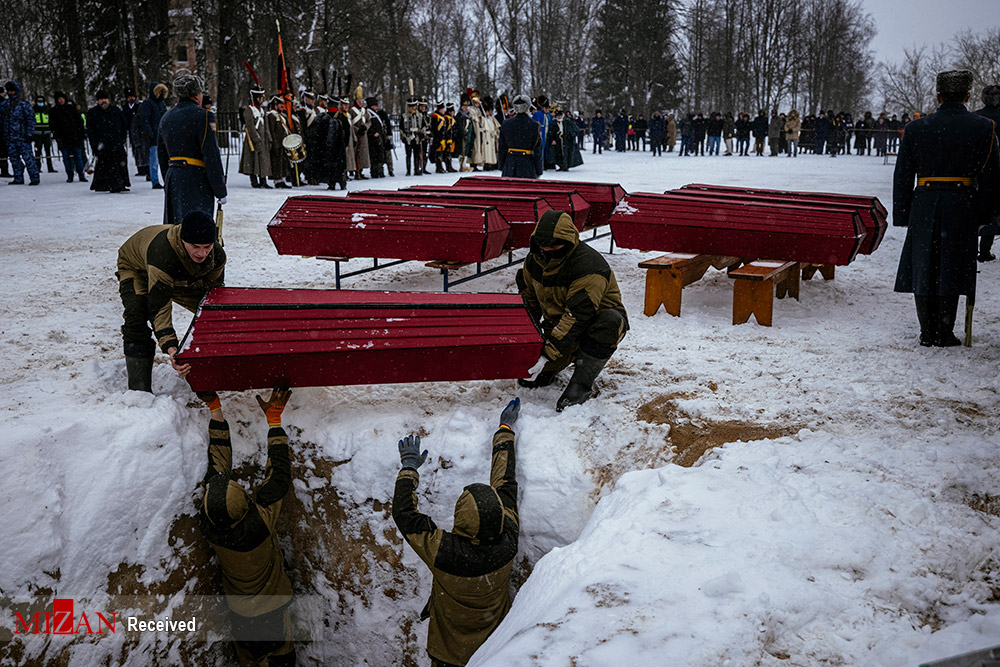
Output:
[256,387,292,426]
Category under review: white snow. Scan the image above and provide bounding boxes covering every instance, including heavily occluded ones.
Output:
[1,145,998,666]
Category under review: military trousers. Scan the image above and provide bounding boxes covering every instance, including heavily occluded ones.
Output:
[119,278,157,358]
[8,139,39,183]
[231,605,296,667]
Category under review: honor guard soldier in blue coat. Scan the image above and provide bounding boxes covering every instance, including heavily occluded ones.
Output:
[157,73,228,225]
[498,94,543,178]
[893,70,1000,347]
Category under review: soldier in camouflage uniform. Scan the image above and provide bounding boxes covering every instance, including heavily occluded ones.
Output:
[393,398,521,667]
[199,387,296,667]
[517,210,629,411]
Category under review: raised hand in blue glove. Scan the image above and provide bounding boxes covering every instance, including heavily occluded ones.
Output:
[499,397,520,430]
[398,434,428,470]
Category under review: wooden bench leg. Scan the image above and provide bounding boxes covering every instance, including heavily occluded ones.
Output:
[776,264,800,300]
[818,264,835,280]
[733,280,774,326]
[644,269,684,317]
[643,269,663,316]
[801,264,818,280]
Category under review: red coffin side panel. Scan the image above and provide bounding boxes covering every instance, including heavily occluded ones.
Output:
[407,186,592,233]
[176,288,544,392]
[610,193,865,265]
[268,197,510,263]
[456,176,627,227]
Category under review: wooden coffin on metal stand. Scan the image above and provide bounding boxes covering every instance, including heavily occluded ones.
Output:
[176,287,544,392]
[346,190,553,249]
[454,176,627,228]
[268,196,511,263]
[610,192,867,266]
[406,185,592,234]
[679,183,888,254]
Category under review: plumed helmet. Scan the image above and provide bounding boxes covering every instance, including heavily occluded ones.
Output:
[203,474,250,528]
[512,94,530,113]
[173,73,205,100]
[936,70,973,95]
[452,483,506,542]
[983,84,1000,107]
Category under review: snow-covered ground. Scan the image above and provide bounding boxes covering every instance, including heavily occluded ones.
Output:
[1,144,998,666]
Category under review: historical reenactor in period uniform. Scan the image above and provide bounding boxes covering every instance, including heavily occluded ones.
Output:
[116,211,225,391]
[392,398,521,667]
[417,98,430,172]
[975,85,1000,262]
[478,95,501,170]
[893,70,1000,347]
[366,97,388,178]
[551,108,583,172]
[444,102,458,172]
[498,94,543,178]
[327,97,350,189]
[140,82,168,187]
[402,98,426,176]
[2,81,40,185]
[240,87,272,188]
[199,387,296,667]
[347,88,372,180]
[158,73,228,225]
[429,102,449,174]
[86,90,131,193]
[266,95,295,189]
[517,210,629,410]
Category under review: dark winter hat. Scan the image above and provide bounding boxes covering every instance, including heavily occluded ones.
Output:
[446,102,455,111]
[96,89,110,100]
[173,73,205,99]
[418,98,428,106]
[534,94,548,108]
[4,81,17,94]
[436,101,446,110]
[983,85,1000,107]
[406,98,417,106]
[936,70,973,95]
[512,94,530,113]
[53,90,66,101]
[453,483,505,541]
[180,211,218,245]
[35,96,44,103]
[201,93,213,107]
[366,96,378,108]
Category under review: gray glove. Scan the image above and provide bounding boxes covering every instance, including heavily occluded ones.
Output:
[499,397,520,429]
[398,434,428,470]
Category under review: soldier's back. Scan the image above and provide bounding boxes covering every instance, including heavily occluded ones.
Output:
[902,104,995,178]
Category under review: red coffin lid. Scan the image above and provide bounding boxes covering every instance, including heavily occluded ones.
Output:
[176,288,544,391]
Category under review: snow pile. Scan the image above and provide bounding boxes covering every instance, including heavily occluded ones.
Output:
[1,147,999,666]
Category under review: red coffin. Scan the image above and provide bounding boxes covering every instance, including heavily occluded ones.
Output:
[267,196,510,263]
[406,185,591,236]
[680,183,887,254]
[454,176,627,228]
[176,288,544,392]
[346,190,553,249]
[610,192,867,266]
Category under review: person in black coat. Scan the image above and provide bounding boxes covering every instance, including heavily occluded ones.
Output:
[366,97,388,178]
[498,95,543,178]
[734,112,751,156]
[648,112,666,156]
[975,84,1000,262]
[635,115,648,151]
[139,82,168,187]
[590,111,606,154]
[157,74,227,225]
[893,70,1000,347]
[612,110,628,152]
[813,111,830,155]
[50,91,87,182]
[86,90,131,193]
[692,112,707,155]
[751,110,768,156]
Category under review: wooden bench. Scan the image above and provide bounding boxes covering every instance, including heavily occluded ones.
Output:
[729,261,800,326]
[638,253,741,316]
[800,263,835,281]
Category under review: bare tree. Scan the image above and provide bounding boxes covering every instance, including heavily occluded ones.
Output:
[880,46,945,115]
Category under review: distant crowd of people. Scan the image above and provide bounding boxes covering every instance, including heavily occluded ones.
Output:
[584,108,921,158]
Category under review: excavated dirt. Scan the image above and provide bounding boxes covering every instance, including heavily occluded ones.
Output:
[637,393,799,468]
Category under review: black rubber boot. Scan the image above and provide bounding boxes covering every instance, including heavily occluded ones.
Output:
[556,351,609,412]
[914,295,935,347]
[125,355,154,393]
[935,295,961,347]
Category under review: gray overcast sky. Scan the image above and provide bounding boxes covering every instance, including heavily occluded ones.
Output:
[862,0,1000,64]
